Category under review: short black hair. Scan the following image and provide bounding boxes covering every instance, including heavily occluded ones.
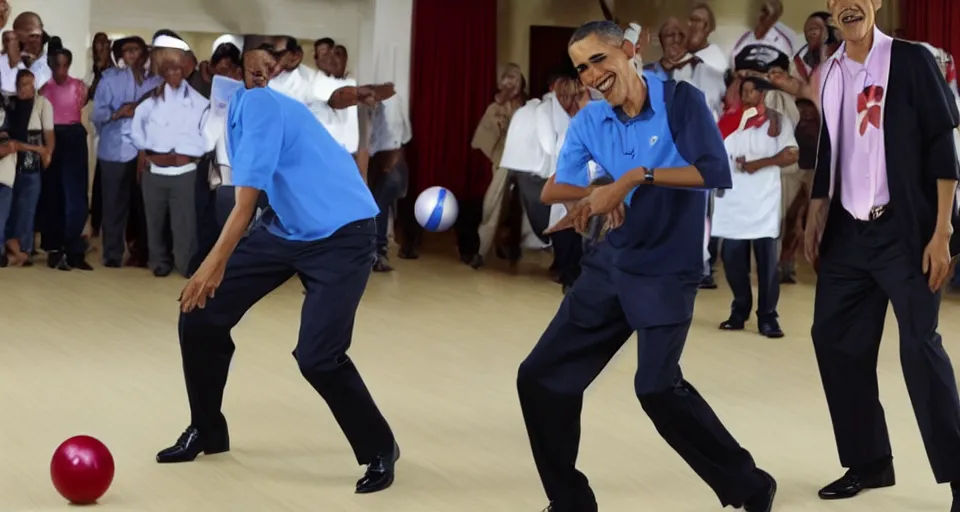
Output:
[314,37,335,48]
[152,29,182,41]
[16,69,34,83]
[211,42,242,67]
[739,76,774,95]
[280,35,301,53]
[569,20,624,47]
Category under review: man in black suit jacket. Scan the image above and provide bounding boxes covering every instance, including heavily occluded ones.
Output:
[803,0,960,509]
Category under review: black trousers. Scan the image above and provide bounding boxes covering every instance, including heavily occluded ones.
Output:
[720,237,779,322]
[191,157,218,275]
[517,245,765,511]
[178,218,396,464]
[40,124,89,257]
[550,229,582,287]
[91,160,102,234]
[813,207,960,483]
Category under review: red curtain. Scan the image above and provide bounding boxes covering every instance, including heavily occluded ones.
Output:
[901,0,960,58]
[408,0,498,202]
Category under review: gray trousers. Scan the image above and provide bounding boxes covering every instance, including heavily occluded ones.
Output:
[510,171,549,241]
[142,170,197,276]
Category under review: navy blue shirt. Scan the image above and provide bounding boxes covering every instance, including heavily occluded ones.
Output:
[556,71,731,277]
[227,87,379,241]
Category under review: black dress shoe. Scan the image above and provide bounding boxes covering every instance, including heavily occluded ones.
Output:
[744,469,777,512]
[719,318,745,330]
[818,463,895,500]
[67,255,94,271]
[759,318,784,339]
[104,259,122,268]
[153,265,173,277]
[355,443,400,494]
[156,426,230,464]
[699,275,718,289]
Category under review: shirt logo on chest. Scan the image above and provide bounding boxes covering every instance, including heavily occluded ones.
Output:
[649,135,658,147]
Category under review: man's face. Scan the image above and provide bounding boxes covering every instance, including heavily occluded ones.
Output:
[272,38,299,72]
[740,80,763,107]
[161,60,184,89]
[0,1,9,31]
[334,45,348,77]
[93,34,110,56]
[243,49,276,89]
[804,16,828,48]
[687,8,712,49]
[569,33,635,107]
[758,1,782,30]
[314,42,336,74]
[828,0,880,45]
[121,42,143,68]
[659,18,687,62]
[52,54,70,82]
[17,74,35,99]
[2,30,18,55]
[14,14,44,57]
[213,57,240,80]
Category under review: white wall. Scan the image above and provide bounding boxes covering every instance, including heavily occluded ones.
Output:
[368,0,413,110]
[10,0,92,75]
[90,0,366,61]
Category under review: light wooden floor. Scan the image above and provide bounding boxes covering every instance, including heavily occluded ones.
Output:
[2,245,959,512]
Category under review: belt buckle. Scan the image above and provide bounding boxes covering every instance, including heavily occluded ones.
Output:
[868,205,886,221]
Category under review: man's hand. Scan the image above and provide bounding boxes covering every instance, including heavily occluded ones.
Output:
[741,160,763,173]
[804,198,828,266]
[180,254,228,313]
[543,200,626,235]
[587,181,630,215]
[112,103,137,120]
[922,231,952,292]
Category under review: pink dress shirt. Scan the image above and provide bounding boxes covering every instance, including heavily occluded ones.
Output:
[837,50,890,220]
[43,76,87,125]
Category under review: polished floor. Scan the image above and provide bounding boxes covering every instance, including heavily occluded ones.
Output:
[1,244,959,511]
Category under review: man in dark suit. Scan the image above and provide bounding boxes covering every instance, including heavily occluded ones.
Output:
[804,0,960,509]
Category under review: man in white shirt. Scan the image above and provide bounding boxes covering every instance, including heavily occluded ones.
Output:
[268,36,315,104]
[5,13,51,93]
[729,0,799,69]
[712,77,798,338]
[128,34,212,277]
[687,2,727,74]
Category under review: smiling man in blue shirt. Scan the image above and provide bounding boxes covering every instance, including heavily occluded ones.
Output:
[156,44,399,495]
[517,21,776,512]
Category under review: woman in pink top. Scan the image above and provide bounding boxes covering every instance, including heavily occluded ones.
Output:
[39,37,92,271]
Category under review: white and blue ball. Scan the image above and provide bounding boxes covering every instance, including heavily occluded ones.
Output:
[414,186,459,232]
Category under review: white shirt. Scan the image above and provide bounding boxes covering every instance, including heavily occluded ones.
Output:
[269,66,313,104]
[500,98,545,175]
[694,44,728,74]
[128,83,212,176]
[311,71,359,153]
[730,22,799,68]
[368,94,411,155]
[713,113,797,240]
[672,61,726,121]
[1,53,52,95]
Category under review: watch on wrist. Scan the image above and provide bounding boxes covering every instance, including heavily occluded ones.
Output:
[644,168,655,184]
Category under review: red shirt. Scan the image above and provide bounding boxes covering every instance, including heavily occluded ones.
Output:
[42,77,87,125]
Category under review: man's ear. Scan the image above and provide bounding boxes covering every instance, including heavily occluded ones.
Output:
[622,39,635,59]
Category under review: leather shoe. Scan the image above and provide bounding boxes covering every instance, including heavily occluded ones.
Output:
[759,318,784,338]
[719,317,745,330]
[818,462,895,500]
[355,443,400,494]
[743,469,777,512]
[156,426,230,464]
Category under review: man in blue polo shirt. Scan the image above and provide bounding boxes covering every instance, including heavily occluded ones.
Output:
[156,44,399,495]
[517,21,776,512]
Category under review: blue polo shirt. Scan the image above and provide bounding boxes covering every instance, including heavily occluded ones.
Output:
[227,87,379,241]
[556,71,731,277]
